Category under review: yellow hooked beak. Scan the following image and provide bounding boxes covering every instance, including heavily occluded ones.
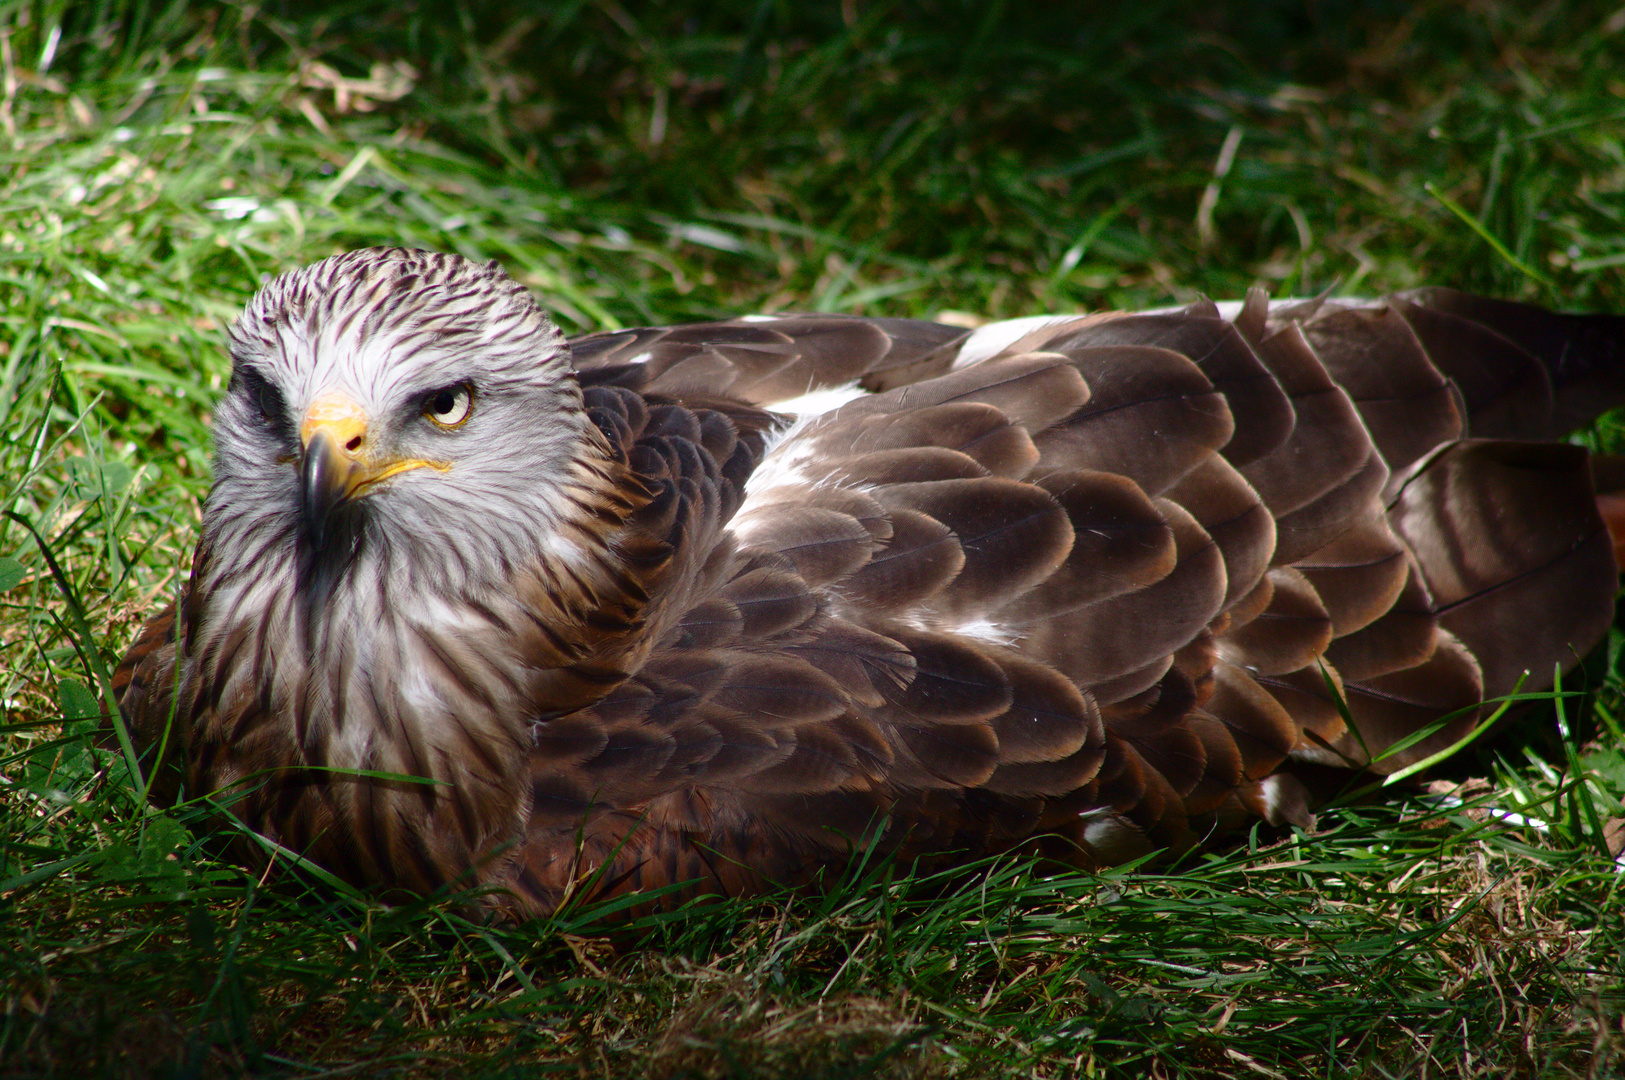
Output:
[299,390,448,548]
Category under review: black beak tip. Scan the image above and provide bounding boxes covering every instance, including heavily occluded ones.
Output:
[299,431,348,550]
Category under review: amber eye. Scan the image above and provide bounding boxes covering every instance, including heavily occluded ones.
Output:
[423,383,474,429]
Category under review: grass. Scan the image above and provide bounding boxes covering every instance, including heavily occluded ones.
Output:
[3,1,1624,1076]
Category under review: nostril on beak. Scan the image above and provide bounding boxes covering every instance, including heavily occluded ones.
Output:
[302,391,371,460]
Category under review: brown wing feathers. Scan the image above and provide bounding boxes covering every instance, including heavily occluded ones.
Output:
[118,286,1622,916]
[530,291,1618,904]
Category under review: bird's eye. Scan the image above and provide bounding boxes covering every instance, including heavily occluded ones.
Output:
[423,382,475,429]
[232,366,285,427]
[254,381,283,424]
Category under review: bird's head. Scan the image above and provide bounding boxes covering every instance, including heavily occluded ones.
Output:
[207,248,600,602]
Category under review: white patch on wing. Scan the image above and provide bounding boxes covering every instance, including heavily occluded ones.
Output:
[739,314,782,323]
[1250,774,1317,831]
[951,617,1019,647]
[729,409,865,546]
[952,314,1086,369]
[1254,774,1293,822]
[892,609,933,633]
[1078,810,1153,864]
[1141,297,1388,319]
[625,350,653,365]
[739,414,822,501]
[763,380,869,417]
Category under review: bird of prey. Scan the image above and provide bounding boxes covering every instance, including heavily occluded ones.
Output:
[115,247,1624,918]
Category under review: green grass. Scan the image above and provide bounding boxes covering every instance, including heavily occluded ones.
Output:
[3,2,1624,1076]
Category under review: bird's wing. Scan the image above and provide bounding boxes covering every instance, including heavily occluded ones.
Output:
[570,314,969,401]
[495,291,1618,914]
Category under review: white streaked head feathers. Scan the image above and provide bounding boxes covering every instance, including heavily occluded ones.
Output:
[193,248,633,776]
[208,248,597,597]
[226,247,571,423]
